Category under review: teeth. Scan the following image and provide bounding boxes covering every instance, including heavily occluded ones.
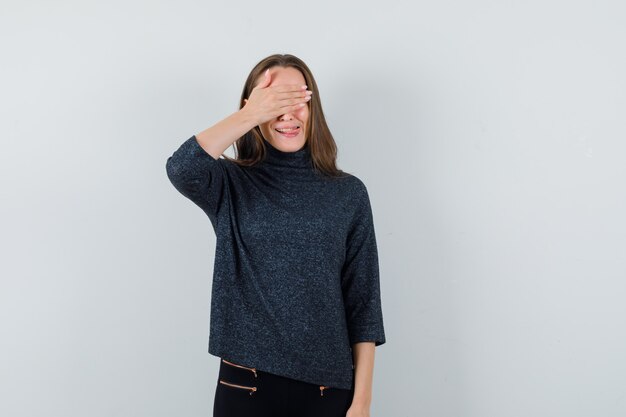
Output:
[276,126,299,133]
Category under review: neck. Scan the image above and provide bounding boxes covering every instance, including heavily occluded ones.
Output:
[262,138,313,169]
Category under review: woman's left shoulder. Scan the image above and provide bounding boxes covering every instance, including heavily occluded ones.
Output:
[325,170,367,190]
[336,172,370,200]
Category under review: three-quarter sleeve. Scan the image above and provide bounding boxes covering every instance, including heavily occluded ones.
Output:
[341,182,386,347]
[165,135,227,228]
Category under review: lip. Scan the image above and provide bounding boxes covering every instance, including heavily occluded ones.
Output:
[274,126,301,138]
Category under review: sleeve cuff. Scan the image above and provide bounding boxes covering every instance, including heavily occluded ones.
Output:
[348,324,386,347]
[189,135,219,161]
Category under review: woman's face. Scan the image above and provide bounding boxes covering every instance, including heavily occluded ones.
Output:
[254,66,310,153]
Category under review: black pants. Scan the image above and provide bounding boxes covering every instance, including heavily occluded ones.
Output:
[213,357,354,417]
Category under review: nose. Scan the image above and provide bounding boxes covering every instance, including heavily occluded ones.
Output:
[279,112,294,120]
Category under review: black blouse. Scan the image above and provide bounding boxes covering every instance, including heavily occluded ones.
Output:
[166,135,386,389]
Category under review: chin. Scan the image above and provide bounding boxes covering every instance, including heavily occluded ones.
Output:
[270,133,307,151]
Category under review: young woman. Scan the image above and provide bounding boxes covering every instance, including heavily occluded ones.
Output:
[166,54,386,417]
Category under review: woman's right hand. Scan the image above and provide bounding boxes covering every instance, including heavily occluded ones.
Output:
[242,69,312,126]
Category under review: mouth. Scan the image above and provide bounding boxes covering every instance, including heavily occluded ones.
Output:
[274,126,301,138]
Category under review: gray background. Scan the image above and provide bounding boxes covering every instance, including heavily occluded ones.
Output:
[1,1,625,416]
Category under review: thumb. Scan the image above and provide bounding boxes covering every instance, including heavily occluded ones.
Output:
[256,68,272,89]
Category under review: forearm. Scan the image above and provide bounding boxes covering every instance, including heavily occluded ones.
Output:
[351,341,376,408]
[195,108,258,159]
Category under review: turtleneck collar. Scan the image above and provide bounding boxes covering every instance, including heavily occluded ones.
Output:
[262,138,313,169]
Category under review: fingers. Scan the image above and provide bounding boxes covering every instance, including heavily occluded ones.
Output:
[291,102,308,110]
[277,95,311,109]
[245,76,311,121]
[272,84,309,93]
[275,89,313,102]
[246,89,310,104]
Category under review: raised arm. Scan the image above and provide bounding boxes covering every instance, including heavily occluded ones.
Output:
[165,108,257,225]
[194,108,259,159]
[166,68,310,224]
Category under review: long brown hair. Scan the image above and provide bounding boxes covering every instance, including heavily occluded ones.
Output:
[222,54,347,178]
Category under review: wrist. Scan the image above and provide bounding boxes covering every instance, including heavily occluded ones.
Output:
[237,107,259,129]
[351,394,372,408]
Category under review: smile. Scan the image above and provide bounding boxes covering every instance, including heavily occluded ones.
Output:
[275,126,300,137]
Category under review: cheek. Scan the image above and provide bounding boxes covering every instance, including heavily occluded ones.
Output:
[295,106,309,121]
